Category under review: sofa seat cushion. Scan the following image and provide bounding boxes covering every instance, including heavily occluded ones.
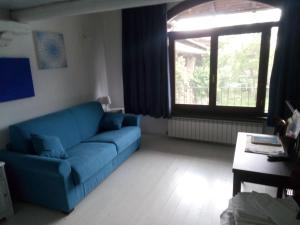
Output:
[66,142,117,184]
[85,127,141,153]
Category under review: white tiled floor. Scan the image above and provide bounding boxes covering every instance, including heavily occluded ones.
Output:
[3,135,237,225]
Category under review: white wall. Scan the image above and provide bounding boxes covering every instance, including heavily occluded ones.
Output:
[101,11,124,108]
[141,116,168,135]
[0,13,109,148]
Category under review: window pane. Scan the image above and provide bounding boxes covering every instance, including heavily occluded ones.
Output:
[217,33,261,107]
[265,27,279,113]
[175,37,211,105]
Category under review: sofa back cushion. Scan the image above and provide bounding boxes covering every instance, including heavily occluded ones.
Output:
[10,110,81,154]
[9,102,104,154]
[69,102,104,140]
[100,113,124,131]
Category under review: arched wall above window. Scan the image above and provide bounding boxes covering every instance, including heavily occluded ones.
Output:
[167,0,281,32]
[168,0,282,20]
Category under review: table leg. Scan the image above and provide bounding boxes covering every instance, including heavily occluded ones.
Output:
[233,173,241,196]
[277,186,283,198]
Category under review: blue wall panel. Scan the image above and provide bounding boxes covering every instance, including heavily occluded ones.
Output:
[0,58,35,103]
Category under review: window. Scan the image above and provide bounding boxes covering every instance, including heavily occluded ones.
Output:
[175,37,211,105]
[168,0,280,119]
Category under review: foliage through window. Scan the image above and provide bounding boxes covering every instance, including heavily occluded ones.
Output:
[175,37,211,105]
[168,0,280,118]
[216,33,261,107]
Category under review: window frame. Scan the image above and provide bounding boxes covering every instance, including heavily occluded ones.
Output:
[169,21,279,120]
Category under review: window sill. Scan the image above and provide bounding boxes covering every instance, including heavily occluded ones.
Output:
[172,111,267,123]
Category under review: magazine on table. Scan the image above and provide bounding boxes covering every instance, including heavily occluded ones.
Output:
[251,134,282,146]
[245,134,285,156]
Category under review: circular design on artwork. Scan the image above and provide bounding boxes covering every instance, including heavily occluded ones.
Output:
[34,31,67,69]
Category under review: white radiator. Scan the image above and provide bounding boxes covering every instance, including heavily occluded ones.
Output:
[168,117,263,145]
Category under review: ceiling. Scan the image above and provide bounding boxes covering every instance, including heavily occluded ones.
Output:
[0,0,75,10]
[0,0,183,22]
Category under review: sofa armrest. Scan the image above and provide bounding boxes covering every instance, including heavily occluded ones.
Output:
[0,150,71,178]
[0,150,74,212]
[123,114,141,127]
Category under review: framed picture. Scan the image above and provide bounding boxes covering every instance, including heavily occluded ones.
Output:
[33,31,67,70]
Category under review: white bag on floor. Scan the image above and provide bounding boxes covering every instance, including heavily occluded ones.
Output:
[220,192,299,225]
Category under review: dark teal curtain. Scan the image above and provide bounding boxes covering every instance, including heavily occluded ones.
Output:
[122,4,171,118]
[268,0,300,125]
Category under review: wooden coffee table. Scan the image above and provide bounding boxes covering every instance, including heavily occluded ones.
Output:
[232,132,297,198]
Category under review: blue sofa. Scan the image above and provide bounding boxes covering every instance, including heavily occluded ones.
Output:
[0,102,141,213]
